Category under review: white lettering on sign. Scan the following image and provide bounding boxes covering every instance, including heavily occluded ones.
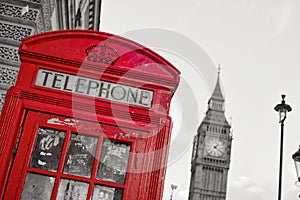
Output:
[35,69,153,108]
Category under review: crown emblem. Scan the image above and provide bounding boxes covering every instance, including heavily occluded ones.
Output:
[85,43,119,65]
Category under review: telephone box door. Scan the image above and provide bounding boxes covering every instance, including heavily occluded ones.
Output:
[5,111,145,200]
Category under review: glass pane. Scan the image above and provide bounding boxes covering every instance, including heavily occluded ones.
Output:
[92,185,123,200]
[30,128,66,171]
[21,173,55,200]
[57,179,89,200]
[64,133,98,177]
[97,139,131,184]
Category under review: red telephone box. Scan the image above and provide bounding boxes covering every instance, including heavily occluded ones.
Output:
[0,30,180,200]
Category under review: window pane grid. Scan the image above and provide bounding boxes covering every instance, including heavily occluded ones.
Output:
[56,130,72,174]
[93,179,126,189]
[23,123,132,200]
[86,134,105,199]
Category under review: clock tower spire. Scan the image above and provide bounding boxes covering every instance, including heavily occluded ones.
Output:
[188,69,232,200]
[208,65,224,111]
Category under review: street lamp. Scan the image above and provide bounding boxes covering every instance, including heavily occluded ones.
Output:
[274,94,292,200]
[292,146,300,198]
[293,146,300,181]
[170,184,178,200]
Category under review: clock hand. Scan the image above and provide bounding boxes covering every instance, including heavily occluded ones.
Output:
[208,149,216,156]
[215,147,223,154]
[208,149,214,154]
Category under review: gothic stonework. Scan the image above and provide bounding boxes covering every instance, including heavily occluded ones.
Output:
[22,0,42,4]
[0,3,39,21]
[0,91,6,113]
[42,0,52,31]
[0,65,18,86]
[50,0,56,15]
[189,72,232,200]
[36,13,45,33]
[0,46,20,62]
[0,22,33,42]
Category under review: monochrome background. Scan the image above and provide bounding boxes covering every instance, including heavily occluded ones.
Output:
[97,0,300,199]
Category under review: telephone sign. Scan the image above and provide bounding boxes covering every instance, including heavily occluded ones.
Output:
[0,30,180,200]
[35,68,154,108]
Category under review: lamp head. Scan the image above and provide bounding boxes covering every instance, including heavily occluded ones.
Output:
[171,184,178,190]
[292,146,300,182]
[274,94,292,123]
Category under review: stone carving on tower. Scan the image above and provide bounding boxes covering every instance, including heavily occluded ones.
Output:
[0,0,102,113]
[188,70,232,200]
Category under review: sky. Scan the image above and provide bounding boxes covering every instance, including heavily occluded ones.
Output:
[99,0,300,199]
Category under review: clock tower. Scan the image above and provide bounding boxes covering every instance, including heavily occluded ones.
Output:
[188,70,232,200]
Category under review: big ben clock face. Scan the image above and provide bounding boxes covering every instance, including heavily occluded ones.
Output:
[205,137,226,157]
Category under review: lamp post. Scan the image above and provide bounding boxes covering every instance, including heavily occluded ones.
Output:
[292,146,300,181]
[274,94,292,200]
[292,146,300,198]
[170,184,178,200]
